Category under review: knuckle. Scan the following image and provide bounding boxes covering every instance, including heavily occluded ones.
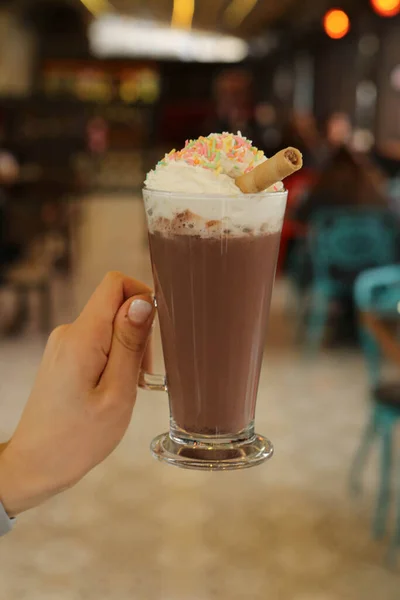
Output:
[48,324,69,344]
[104,270,123,285]
[100,390,118,410]
[115,329,145,354]
[96,388,134,415]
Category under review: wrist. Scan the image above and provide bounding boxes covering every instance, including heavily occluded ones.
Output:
[0,448,26,517]
[0,444,16,520]
[0,441,74,516]
[0,444,48,517]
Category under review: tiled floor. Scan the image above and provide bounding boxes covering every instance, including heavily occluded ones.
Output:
[0,195,399,599]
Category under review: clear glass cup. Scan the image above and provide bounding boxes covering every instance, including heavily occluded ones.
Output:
[140,188,287,470]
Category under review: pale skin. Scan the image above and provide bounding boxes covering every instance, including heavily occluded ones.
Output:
[0,272,155,517]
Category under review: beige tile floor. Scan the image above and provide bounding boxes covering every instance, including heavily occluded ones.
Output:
[0,195,400,599]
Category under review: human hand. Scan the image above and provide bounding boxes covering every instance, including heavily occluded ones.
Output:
[0,272,155,516]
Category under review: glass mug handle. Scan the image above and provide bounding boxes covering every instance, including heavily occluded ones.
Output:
[138,298,167,392]
[139,371,167,392]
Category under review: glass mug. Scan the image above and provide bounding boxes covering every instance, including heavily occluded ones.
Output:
[140,188,287,470]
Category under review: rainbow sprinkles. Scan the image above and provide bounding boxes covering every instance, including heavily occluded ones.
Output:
[158,132,265,176]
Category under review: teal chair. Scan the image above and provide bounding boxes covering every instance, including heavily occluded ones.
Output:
[350,265,400,564]
[306,209,399,352]
[354,265,400,385]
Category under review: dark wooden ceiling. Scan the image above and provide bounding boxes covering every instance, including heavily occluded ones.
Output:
[110,0,365,36]
[112,0,295,36]
[111,0,317,36]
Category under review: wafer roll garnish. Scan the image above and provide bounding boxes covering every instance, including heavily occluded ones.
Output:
[235,147,303,193]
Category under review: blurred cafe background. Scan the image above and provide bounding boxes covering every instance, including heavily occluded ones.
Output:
[0,0,400,598]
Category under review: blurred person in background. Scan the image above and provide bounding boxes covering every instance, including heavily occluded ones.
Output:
[292,146,387,224]
[326,112,352,150]
[282,112,323,169]
[280,112,321,208]
[254,102,282,157]
[290,110,390,224]
[0,272,155,532]
[211,69,263,148]
[291,111,352,169]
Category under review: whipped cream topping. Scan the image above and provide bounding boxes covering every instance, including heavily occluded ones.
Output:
[145,132,284,195]
[145,162,241,195]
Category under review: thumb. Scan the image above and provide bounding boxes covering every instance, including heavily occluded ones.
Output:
[99,293,155,397]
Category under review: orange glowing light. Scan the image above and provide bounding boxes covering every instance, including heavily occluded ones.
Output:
[371,0,400,17]
[323,9,350,39]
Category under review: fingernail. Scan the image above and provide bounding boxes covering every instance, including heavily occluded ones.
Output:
[128,298,153,325]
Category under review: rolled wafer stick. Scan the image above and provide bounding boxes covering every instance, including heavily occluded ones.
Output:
[235,147,303,193]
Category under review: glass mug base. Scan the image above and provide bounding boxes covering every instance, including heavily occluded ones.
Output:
[150,427,274,471]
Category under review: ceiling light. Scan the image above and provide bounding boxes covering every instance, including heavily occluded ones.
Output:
[172,0,195,29]
[89,16,249,62]
[323,9,350,40]
[223,0,258,29]
[371,0,400,17]
[79,0,112,16]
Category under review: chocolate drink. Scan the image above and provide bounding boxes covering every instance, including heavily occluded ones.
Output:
[149,226,281,437]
